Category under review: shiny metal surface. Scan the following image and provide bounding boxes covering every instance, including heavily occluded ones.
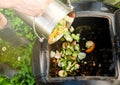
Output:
[15,0,74,41]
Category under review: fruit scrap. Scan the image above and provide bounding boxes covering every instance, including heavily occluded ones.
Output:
[85,40,95,53]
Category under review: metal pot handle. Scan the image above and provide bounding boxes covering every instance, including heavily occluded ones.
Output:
[67,0,74,9]
[33,17,44,42]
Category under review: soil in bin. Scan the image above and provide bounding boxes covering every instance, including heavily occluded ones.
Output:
[49,17,115,77]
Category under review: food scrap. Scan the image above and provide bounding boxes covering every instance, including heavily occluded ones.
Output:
[85,40,95,53]
[48,15,74,44]
[50,26,87,77]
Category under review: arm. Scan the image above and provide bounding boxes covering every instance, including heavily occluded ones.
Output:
[0,0,53,16]
[0,0,13,8]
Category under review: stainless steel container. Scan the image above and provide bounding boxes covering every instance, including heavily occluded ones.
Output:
[15,0,75,44]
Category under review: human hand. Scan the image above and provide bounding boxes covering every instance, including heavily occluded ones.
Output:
[12,0,53,16]
[0,0,53,16]
[0,13,7,30]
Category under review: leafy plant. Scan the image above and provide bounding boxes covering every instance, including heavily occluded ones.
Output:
[0,66,35,85]
[0,9,36,85]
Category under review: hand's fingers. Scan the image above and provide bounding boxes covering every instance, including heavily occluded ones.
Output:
[0,13,7,30]
[12,0,54,17]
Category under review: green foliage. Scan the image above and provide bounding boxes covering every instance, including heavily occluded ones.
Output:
[0,9,36,41]
[10,66,35,85]
[103,0,120,6]
[0,9,36,85]
[0,76,11,85]
[0,38,34,69]
[61,0,120,8]
[0,66,35,85]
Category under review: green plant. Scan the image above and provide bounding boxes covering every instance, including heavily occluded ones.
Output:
[0,9,36,85]
[10,66,35,85]
[0,66,35,85]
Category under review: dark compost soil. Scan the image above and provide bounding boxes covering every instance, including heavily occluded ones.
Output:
[49,17,116,77]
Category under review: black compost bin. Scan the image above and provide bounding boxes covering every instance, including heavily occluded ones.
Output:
[32,1,120,84]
